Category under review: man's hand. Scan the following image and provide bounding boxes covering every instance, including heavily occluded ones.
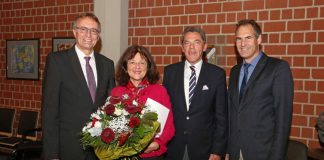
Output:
[144,141,159,153]
[209,154,221,160]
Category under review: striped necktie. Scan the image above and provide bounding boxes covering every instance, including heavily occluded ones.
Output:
[85,57,96,103]
[189,66,196,104]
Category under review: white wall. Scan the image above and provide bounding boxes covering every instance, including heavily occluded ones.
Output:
[94,0,128,65]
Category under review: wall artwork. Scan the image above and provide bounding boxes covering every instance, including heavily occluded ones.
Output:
[52,37,75,52]
[6,39,40,80]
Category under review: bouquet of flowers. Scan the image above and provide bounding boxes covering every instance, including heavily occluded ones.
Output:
[81,94,160,160]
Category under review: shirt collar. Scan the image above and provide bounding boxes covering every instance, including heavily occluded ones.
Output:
[244,52,263,67]
[75,45,94,60]
[185,59,203,71]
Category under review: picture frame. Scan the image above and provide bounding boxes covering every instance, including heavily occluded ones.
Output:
[52,37,75,52]
[6,39,40,80]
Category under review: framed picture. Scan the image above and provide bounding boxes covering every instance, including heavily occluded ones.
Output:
[6,39,40,80]
[52,37,75,52]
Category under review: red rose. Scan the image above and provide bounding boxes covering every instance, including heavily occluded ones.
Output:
[124,99,133,106]
[128,116,140,128]
[137,98,145,106]
[105,104,115,115]
[125,104,138,114]
[101,128,115,144]
[91,118,98,127]
[109,96,121,104]
[118,132,130,146]
[137,105,143,114]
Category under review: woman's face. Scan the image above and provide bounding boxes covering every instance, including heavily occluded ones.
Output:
[127,52,148,86]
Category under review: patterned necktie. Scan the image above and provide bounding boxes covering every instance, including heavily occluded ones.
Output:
[239,63,251,102]
[189,66,196,104]
[84,57,96,103]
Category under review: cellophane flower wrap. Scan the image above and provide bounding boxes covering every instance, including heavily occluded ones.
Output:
[81,94,160,160]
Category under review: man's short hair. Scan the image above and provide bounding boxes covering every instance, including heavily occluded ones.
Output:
[235,19,261,38]
[181,26,206,44]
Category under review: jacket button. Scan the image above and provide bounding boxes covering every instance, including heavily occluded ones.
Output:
[186,116,190,120]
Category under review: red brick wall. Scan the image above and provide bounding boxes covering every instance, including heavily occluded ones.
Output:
[0,0,94,136]
[129,0,324,148]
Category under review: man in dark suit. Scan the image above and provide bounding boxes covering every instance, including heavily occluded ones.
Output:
[227,19,294,160]
[163,27,228,160]
[42,13,115,160]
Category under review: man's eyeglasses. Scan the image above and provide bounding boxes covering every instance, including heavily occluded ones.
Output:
[75,26,100,35]
[182,40,203,47]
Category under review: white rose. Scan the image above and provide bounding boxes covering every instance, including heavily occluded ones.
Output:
[91,111,101,120]
[114,108,123,116]
[132,100,138,106]
[123,109,129,116]
[88,127,102,137]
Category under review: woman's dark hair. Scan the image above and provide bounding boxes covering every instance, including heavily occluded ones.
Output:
[115,45,160,86]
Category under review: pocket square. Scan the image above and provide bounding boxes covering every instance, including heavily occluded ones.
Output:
[202,85,209,90]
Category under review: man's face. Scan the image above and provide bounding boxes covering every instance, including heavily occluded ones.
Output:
[182,32,207,65]
[73,17,100,55]
[235,24,261,63]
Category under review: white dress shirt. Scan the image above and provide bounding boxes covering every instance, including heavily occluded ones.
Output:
[75,45,98,86]
[184,59,202,111]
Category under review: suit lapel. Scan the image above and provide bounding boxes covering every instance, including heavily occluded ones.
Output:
[176,62,187,113]
[94,53,102,105]
[230,65,241,110]
[239,54,268,109]
[189,62,207,111]
[68,47,94,105]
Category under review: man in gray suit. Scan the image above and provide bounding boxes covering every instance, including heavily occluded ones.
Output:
[42,13,115,159]
[227,19,294,160]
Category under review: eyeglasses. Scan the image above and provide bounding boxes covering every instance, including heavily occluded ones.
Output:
[128,61,147,68]
[235,36,256,43]
[182,40,203,47]
[75,26,100,35]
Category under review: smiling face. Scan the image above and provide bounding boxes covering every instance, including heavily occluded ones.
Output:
[182,32,207,65]
[73,17,100,55]
[235,24,261,63]
[127,52,148,87]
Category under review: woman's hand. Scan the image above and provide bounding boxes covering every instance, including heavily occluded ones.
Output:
[144,141,159,153]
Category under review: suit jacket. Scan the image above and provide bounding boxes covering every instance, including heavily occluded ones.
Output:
[163,61,228,160]
[227,53,293,160]
[42,46,115,160]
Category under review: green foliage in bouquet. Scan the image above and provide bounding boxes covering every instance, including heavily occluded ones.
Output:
[95,121,160,160]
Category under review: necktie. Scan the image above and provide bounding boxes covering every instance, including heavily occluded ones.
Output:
[84,57,96,103]
[189,66,196,104]
[239,63,251,102]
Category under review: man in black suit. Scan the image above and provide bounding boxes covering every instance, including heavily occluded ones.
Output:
[42,13,115,159]
[227,19,294,160]
[163,27,228,160]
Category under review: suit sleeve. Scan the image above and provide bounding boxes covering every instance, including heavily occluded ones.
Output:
[269,61,294,159]
[107,60,115,94]
[212,69,228,156]
[41,53,61,159]
[162,67,169,91]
